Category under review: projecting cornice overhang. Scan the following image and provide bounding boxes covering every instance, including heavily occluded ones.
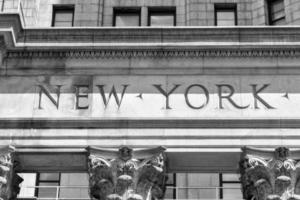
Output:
[1,13,300,76]
[1,13,300,54]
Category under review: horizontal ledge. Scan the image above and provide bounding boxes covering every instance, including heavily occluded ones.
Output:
[0,118,300,129]
[5,67,300,76]
[13,147,243,172]
[9,42,300,48]
[2,14,300,50]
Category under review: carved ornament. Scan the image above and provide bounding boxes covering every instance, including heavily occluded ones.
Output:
[6,49,300,59]
[240,147,300,200]
[0,146,23,200]
[87,146,167,200]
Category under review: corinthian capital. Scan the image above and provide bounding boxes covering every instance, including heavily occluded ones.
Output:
[0,146,23,200]
[86,146,167,200]
[240,147,300,200]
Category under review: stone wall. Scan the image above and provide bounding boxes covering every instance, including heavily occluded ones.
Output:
[101,0,185,26]
[1,0,20,12]
[37,0,103,27]
[73,0,103,27]
[20,0,299,27]
[252,0,266,25]
[0,0,39,27]
[285,0,300,25]
[2,0,300,27]
[251,0,300,26]
[102,0,253,26]
[186,0,253,26]
[20,0,39,27]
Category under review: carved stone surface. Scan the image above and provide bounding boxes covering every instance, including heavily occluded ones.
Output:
[87,146,167,200]
[0,146,23,200]
[240,147,300,200]
[6,49,300,59]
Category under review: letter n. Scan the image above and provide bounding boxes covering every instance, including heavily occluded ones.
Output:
[38,85,62,109]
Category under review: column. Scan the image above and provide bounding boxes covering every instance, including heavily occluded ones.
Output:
[87,146,167,200]
[0,146,23,200]
[240,147,300,200]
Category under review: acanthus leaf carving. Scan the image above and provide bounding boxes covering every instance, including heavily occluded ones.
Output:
[240,147,300,200]
[87,146,167,200]
[0,146,23,200]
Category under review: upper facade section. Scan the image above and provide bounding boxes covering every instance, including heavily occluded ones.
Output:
[0,0,299,27]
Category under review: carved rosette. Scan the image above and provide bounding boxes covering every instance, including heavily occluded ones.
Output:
[87,146,167,200]
[0,146,23,200]
[240,147,300,200]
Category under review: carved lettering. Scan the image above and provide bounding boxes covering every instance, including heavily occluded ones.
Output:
[74,85,89,110]
[153,84,181,109]
[38,85,62,109]
[217,84,249,109]
[185,84,209,109]
[251,84,275,109]
[96,85,129,108]
[34,82,277,112]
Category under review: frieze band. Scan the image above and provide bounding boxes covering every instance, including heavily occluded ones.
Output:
[37,83,275,110]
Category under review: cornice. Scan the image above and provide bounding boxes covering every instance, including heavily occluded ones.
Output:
[1,13,300,54]
[1,13,300,75]
[6,48,300,59]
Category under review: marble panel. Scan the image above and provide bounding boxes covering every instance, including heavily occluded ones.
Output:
[0,75,300,119]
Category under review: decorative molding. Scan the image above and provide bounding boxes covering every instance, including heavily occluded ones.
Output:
[1,14,300,61]
[240,147,300,200]
[1,14,300,63]
[5,48,300,59]
[2,119,300,129]
[0,146,23,200]
[87,146,167,200]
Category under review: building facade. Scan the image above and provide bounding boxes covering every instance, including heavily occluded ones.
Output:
[1,0,300,200]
